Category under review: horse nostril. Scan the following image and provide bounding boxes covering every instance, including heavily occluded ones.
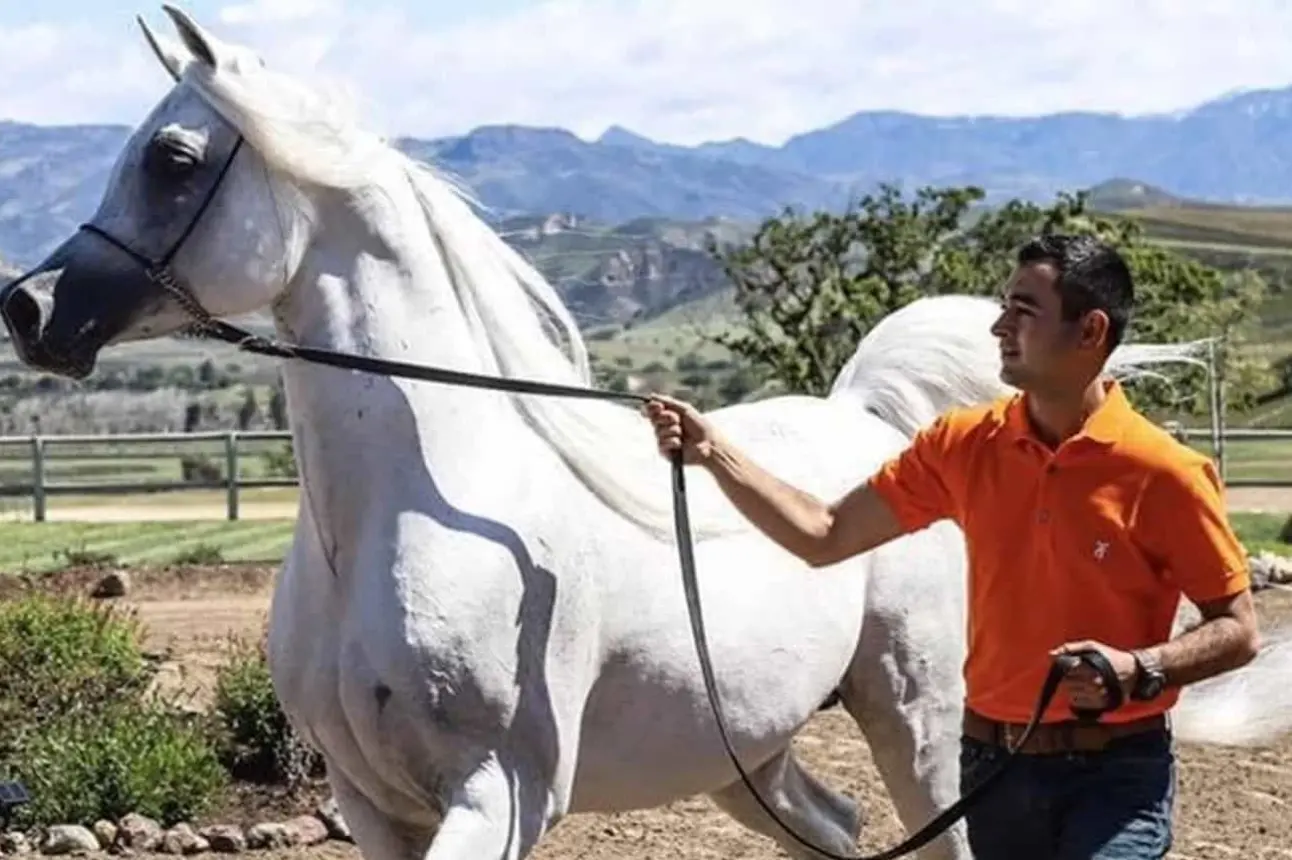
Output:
[1,285,46,341]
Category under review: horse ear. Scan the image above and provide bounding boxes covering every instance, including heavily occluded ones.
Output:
[161,4,219,69]
[136,15,186,82]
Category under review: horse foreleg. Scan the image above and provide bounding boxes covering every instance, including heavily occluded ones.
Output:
[328,765,434,860]
[421,753,555,860]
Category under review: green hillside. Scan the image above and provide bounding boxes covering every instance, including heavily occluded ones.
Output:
[5,185,1292,425]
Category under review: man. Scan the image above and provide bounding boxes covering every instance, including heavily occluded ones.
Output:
[643,233,1261,859]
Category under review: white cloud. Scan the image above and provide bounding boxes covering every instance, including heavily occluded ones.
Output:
[2,0,1292,145]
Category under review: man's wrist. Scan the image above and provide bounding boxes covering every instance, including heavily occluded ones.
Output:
[1129,647,1168,700]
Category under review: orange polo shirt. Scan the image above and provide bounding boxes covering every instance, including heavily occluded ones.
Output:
[868,379,1250,725]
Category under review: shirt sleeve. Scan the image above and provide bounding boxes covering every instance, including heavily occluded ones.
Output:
[866,413,966,534]
[1137,459,1251,604]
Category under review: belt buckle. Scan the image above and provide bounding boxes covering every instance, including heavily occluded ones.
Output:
[1000,721,1024,749]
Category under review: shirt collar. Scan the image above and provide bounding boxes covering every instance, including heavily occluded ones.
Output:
[998,378,1130,449]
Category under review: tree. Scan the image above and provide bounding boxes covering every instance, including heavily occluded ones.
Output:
[708,184,1272,415]
[237,387,258,431]
[268,378,289,430]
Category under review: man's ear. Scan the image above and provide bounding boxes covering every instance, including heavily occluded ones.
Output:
[1080,309,1111,352]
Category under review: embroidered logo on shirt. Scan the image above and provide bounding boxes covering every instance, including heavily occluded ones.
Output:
[1093,540,1110,561]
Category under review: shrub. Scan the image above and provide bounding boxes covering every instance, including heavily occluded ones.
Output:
[210,632,323,789]
[0,593,226,827]
[0,594,151,759]
[173,543,224,565]
[13,703,226,827]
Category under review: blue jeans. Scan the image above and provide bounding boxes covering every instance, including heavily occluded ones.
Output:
[959,729,1176,859]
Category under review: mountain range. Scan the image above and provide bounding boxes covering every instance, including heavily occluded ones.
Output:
[3,84,1292,294]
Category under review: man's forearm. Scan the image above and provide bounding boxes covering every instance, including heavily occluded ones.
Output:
[1147,610,1260,689]
[702,437,835,565]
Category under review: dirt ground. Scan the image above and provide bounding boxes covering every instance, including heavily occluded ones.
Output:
[10,565,1292,860]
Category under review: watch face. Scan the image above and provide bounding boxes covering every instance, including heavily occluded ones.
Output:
[1133,653,1165,699]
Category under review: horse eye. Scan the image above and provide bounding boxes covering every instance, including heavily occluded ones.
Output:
[147,139,202,177]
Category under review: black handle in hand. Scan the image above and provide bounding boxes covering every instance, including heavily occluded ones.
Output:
[1052,648,1124,724]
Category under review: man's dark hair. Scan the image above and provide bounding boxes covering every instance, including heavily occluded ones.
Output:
[1016,233,1134,352]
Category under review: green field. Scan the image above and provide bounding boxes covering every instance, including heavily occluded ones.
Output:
[0,509,1284,576]
[0,519,296,573]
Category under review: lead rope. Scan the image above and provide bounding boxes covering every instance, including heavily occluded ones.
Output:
[161,276,1115,860]
[84,213,1121,859]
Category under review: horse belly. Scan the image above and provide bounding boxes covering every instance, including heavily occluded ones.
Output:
[567,538,870,812]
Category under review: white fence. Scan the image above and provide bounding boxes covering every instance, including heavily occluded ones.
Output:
[0,426,1287,522]
[0,430,295,522]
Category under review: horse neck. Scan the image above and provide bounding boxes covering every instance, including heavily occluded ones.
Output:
[270,178,532,514]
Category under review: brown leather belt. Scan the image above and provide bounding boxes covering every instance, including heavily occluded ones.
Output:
[962,708,1168,754]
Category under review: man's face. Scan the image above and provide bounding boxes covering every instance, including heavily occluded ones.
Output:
[990,261,1107,392]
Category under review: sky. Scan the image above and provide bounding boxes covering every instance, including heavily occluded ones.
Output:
[1,1,1291,146]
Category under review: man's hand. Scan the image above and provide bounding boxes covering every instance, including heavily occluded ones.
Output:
[1050,640,1138,710]
[639,392,906,567]
[642,393,720,465]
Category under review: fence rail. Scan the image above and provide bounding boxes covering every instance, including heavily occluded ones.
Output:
[0,430,295,521]
[0,425,1288,523]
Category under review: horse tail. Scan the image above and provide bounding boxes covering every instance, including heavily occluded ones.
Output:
[826,295,1012,437]
[1171,622,1292,746]
[827,294,1213,438]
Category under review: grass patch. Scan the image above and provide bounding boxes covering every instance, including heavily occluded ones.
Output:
[0,521,295,574]
[1230,511,1292,557]
[0,511,1281,577]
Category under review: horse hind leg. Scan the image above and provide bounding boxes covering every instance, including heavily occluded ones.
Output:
[708,745,862,860]
[839,544,973,859]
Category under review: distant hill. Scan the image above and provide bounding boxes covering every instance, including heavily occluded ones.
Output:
[496,212,748,327]
[9,85,1292,269]
[1086,179,1184,211]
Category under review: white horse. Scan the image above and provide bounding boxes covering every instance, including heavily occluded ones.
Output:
[3,7,1290,860]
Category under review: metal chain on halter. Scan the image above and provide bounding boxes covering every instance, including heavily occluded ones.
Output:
[147,259,297,359]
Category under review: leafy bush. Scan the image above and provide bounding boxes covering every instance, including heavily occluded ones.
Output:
[14,704,226,827]
[0,593,226,827]
[210,632,323,789]
[173,543,224,565]
[0,594,151,758]
[1278,512,1292,545]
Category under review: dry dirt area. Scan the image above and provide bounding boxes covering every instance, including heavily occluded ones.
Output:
[10,566,1292,860]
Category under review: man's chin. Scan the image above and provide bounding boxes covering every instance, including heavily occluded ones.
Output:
[998,365,1026,389]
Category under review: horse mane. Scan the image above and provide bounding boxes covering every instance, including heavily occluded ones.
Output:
[177,59,1216,543]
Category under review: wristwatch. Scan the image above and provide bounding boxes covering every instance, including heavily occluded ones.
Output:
[1130,649,1167,701]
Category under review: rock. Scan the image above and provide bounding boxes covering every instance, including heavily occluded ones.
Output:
[244,823,293,851]
[117,814,164,852]
[92,820,118,849]
[198,825,245,854]
[161,823,208,855]
[3,831,33,854]
[314,798,350,842]
[40,825,99,855]
[1248,551,1292,591]
[90,571,129,598]
[283,816,327,847]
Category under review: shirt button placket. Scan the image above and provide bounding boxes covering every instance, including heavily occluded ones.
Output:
[1038,460,1056,525]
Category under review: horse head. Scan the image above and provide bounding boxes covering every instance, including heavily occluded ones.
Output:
[0,5,304,378]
